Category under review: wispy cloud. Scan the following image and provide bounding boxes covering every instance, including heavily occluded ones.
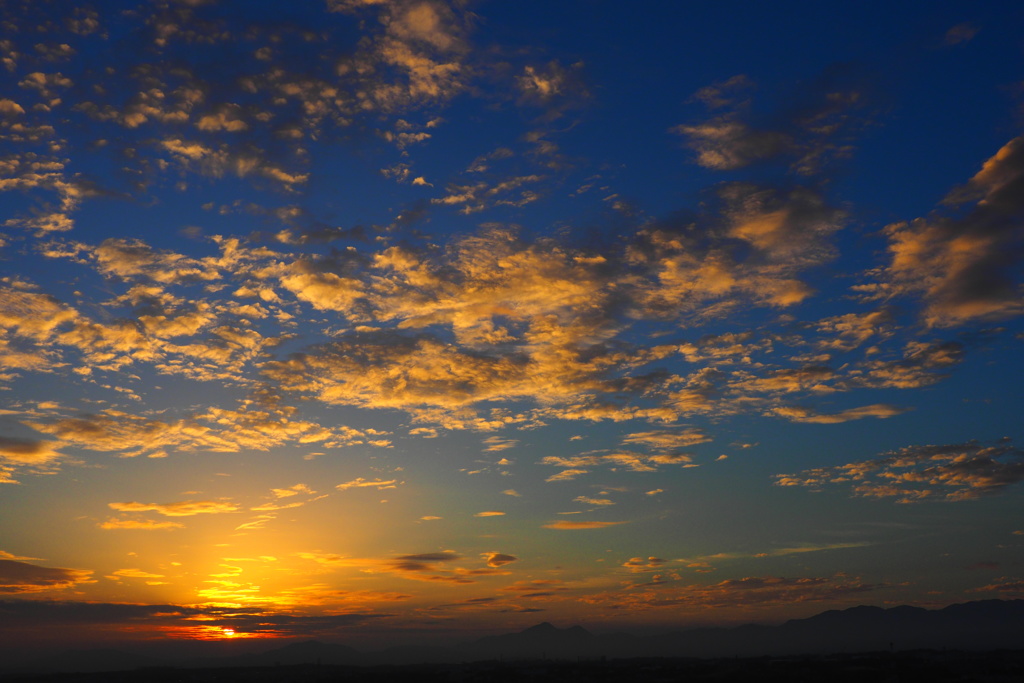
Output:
[108,500,240,516]
[542,520,626,530]
[98,518,185,531]
[771,404,909,424]
[482,436,518,452]
[336,478,401,491]
[584,574,885,610]
[775,439,1024,502]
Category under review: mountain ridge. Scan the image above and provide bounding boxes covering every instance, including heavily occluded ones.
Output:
[6,599,1022,674]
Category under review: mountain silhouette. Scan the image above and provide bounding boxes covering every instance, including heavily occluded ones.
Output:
[192,639,364,668]
[468,621,600,658]
[21,648,164,674]
[3,599,1022,675]
[639,599,1024,658]
[457,599,1024,660]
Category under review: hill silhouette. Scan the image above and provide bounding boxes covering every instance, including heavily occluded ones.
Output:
[4,599,1022,675]
[190,639,364,668]
[468,621,600,659]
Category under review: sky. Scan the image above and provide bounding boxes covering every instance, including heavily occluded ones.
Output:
[1,0,1023,652]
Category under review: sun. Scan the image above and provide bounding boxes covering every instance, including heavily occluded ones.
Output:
[175,624,254,640]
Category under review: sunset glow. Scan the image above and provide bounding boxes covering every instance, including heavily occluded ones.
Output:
[0,0,1022,657]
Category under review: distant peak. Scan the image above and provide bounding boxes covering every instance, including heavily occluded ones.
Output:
[524,621,558,633]
[275,639,336,652]
[520,622,593,638]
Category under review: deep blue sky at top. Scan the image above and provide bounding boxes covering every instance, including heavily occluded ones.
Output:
[42,0,1022,245]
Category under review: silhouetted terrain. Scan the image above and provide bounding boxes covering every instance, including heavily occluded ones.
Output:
[3,651,1024,683]
[2,599,1022,679]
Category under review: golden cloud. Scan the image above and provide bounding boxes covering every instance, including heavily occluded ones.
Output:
[0,559,94,594]
[336,478,400,491]
[109,568,164,580]
[771,403,909,424]
[481,552,518,568]
[0,436,63,465]
[862,136,1024,327]
[98,518,185,530]
[583,574,883,610]
[108,500,240,516]
[775,439,1024,502]
[542,520,626,530]
[622,556,667,573]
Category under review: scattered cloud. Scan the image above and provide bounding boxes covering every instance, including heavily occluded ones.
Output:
[545,468,590,483]
[542,520,626,530]
[107,500,240,516]
[944,23,979,45]
[678,542,872,571]
[673,72,865,175]
[0,559,93,593]
[336,478,400,491]
[98,518,185,530]
[772,403,909,424]
[0,436,63,477]
[775,439,1024,502]
[0,551,40,561]
[622,557,667,573]
[298,549,511,585]
[583,574,884,610]
[574,495,615,506]
[109,568,164,580]
[383,552,474,584]
[482,436,518,452]
[859,137,1024,327]
[271,484,315,498]
[482,552,518,568]
[621,429,711,450]
[970,577,1024,596]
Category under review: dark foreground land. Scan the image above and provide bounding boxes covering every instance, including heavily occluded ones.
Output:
[4,650,1024,683]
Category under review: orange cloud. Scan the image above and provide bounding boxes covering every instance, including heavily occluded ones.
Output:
[583,574,884,611]
[482,436,518,452]
[481,552,518,568]
[0,436,62,465]
[108,500,240,516]
[0,559,93,593]
[775,439,1024,502]
[109,568,164,580]
[24,394,384,459]
[98,518,185,530]
[622,557,668,573]
[861,136,1024,327]
[771,403,908,424]
[542,520,626,530]
[336,478,400,491]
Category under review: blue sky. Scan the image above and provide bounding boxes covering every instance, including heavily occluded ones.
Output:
[0,0,1022,649]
